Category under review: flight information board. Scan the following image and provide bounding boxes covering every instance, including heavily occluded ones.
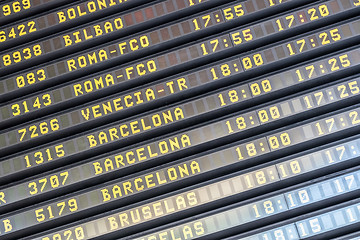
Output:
[0,0,360,239]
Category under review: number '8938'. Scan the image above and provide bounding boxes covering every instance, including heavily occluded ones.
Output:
[3,45,42,66]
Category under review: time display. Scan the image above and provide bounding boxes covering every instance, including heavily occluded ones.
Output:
[0,0,293,71]
[1,17,359,162]
[0,0,359,239]
[0,0,356,106]
[20,135,360,239]
[227,195,360,240]
[1,8,359,139]
[1,79,360,236]
[130,170,360,240]
[0,0,292,95]
[0,47,358,203]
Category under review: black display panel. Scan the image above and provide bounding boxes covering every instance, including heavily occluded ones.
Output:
[1,19,359,178]
[0,0,360,239]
